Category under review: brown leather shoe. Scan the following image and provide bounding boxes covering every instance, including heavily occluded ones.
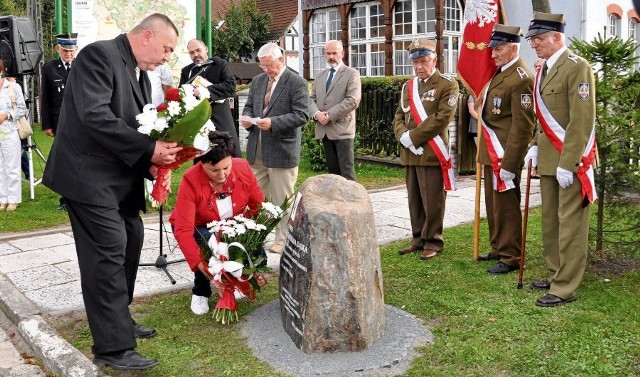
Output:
[420,248,439,260]
[535,293,577,307]
[531,279,551,289]
[398,245,421,255]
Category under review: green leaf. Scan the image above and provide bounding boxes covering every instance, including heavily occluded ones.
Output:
[164,100,212,146]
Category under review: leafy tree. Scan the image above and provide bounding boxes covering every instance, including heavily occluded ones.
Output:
[0,0,19,15]
[209,0,271,61]
[571,33,640,254]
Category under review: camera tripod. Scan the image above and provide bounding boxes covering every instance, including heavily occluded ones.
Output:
[139,205,185,285]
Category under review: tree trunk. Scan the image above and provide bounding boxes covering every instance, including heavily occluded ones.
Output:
[532,0,551,13]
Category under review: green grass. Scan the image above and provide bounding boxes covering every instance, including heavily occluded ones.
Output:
[49,207,640,377]
[0,130,404,233]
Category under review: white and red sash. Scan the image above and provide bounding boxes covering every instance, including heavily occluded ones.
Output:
[407,77,457,191]
[534,68,597,203]
[479,86,516,192]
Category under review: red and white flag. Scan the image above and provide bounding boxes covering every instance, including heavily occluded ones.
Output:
[457,0,505,98]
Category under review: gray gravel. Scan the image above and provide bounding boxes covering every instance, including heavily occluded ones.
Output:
[242,300,433,376]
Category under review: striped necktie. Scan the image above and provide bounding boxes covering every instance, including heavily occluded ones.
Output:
[263,77,275,116]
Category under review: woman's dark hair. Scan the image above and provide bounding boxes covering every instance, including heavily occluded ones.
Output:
[197,131,236,165]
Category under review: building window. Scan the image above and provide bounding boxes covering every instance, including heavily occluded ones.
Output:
[310,9,341,78]
[629,18,639,40]
[395,0,435,35]
[392,0,463,75]
[630,18,640,70]
[284,26,298,52]
[349,3,385,77]
[609,14,621,37]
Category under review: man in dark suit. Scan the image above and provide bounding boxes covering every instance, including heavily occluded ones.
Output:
[309,39,361,180]
[240,42,309,254]
[40,32,78,210]
[179,39,241,157]
[524,12,596,307]
[393,39,459,261]
[476,25,535,274]
[43,14,182,370]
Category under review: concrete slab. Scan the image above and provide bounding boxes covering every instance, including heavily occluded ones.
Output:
[243,300,432,377]
[0,249,71,274]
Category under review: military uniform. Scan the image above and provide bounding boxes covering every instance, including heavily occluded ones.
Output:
[393,40,458,255]
[478,25,535,270]
[526,13,596,305]
[40,57,70,134]
[536,48,595,299]
[40,33,77,135]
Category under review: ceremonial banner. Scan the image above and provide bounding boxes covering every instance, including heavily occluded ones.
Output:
[457,0,505,98]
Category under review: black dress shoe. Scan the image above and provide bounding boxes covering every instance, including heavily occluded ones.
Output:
[535,293,577,307]
[477,253,499,262]
[487,261,518,274]
[134,323,157,339]
[55,203,67,211]
[531,279,551,289]
[93,349,158,370]
[398,245,421,255]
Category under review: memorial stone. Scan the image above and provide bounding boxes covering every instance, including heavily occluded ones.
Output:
[279,174,385,353]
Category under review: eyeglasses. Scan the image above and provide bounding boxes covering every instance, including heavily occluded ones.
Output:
[258,59,282,69]
[411,58,434,67]
[527,32,553,46]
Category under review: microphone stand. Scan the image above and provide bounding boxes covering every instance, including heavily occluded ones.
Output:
[139,205,185,285]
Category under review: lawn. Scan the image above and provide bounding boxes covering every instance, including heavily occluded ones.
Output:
[49,206,640,377]
[0,130,405,233]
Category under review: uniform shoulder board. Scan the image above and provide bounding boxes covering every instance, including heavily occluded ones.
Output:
[516,67,529,79]
[440,74,453,82]
[567,54,579,63]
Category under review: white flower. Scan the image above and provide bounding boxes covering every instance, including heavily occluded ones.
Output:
[152,117,169,133]
[262,202,284,218]
[192,120,217,151]
[167,101,181,117]
[234,224,247,235]
[136,104,159,134]
[244,219,259,230]
[182,84,195,98]
[183,96,202,112]
[196,85,211,100]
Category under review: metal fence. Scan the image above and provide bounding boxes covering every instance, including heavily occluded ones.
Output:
[355,89,401,157]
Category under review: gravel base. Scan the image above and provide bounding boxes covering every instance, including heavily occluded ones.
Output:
[242,300,432,376]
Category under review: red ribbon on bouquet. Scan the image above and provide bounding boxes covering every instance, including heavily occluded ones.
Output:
[151,146,201,203]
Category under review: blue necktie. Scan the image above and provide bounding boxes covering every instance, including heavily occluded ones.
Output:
[326,68,335,91]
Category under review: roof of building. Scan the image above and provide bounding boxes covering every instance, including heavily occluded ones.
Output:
[207,0,298,41]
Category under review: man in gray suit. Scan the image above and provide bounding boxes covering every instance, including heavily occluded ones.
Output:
[309,40,361,180]
[43,14,182,370]
[240,42,309,254]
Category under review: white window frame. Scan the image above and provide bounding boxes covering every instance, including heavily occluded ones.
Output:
[609,14,621,38]
[392,0,463,75]
[349,2,385,77]
[310,9,341,78]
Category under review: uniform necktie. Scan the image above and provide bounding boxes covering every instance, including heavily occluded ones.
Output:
[65,62,70,71]
[263,77,275,116]
[326,68,335,91]
[540,63,548,92]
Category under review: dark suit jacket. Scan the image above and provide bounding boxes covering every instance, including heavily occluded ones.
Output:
[43,34,155,214]
[39,58,69,133]
[179,57,240,156]
[242,68,309,168]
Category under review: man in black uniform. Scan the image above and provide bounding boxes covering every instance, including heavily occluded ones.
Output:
[179,39,241,157]
[40,33,78,210]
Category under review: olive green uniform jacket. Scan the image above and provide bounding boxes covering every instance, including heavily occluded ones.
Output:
[393,70,459,166]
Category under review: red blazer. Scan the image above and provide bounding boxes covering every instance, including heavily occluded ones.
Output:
[169,158,264,270]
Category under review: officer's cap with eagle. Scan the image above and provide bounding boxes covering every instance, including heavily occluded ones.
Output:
[526,12,566,38]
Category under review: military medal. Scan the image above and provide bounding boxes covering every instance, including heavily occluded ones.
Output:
[422,89,436,102]
[492,97,502,114]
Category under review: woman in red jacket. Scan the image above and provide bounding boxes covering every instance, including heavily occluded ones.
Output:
[169,131,264,315]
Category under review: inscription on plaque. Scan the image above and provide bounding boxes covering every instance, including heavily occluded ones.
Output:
[279,192,311,346]
[278,175,385,353]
